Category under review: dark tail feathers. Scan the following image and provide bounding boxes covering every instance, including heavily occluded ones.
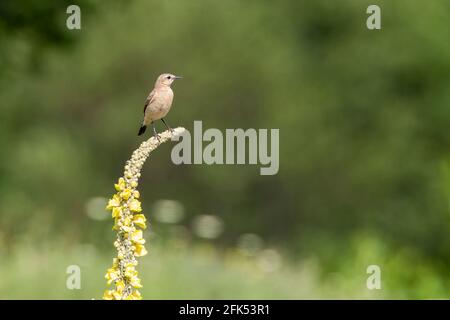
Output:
[138,125,147,136]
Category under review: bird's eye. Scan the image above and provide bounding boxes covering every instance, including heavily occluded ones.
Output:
[167,76,171,79]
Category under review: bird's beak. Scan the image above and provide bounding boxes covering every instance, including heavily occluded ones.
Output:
[174,76,183,79]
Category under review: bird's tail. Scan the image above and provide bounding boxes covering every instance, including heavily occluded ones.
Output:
[138,125,147,136]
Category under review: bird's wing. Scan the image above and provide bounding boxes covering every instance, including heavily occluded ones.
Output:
[143,89,157,113]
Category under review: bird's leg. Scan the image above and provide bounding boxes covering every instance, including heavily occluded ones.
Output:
[152,122,160,142]
[161,118,174,134]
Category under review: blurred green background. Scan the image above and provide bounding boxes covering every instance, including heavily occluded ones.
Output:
[1,0,450,299]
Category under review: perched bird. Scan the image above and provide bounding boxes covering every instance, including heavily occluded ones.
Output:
[138,73,182,139]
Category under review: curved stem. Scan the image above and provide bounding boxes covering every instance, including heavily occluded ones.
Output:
[103,127,186,300]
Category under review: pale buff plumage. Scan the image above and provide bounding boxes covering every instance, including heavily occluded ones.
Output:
[138,73,182,138]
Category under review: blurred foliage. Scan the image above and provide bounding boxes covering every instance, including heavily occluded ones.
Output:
[1,0,450,298]
[1,236,450,299]
[0,0,96,75]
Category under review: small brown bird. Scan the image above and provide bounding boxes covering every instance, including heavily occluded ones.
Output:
[138,73,182,138]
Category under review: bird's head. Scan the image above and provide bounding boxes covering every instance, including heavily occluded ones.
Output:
[156,73,182,87]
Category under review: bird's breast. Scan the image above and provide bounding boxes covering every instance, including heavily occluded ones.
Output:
[144,88,174,123]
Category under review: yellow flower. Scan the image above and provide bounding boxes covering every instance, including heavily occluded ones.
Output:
[129,290,142,300]
[112,207,122,218]
[103,290,114,300]
[124,265,136,278]
[131,230,145,244]
[120,189,132,200]
[133,214,147,229]
[106,194,121,210]
[125,265,142,288]
[114,178,126,191]
[121,225,133,233]
[122,216,132,226]
[129,275,143,288]
[134,244,148,257]
[116,280,125,294]
[133,190,140,198]
[113,290,123,300]
[129,199,142,212]
[112,217,120,230]
[107,280,126,299]
[130,181,138,188]
[105,268,119,285]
